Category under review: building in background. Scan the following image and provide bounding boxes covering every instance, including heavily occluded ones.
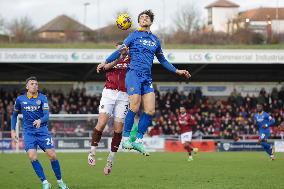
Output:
[206,0,284,35]
[38,15,92,41]
[205,0,240,32]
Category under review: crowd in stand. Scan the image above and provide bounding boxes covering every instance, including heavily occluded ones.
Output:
[0,87,284,139]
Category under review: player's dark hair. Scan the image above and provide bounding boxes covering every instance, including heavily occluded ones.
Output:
[138,10,154,23]
[25,76,37,84]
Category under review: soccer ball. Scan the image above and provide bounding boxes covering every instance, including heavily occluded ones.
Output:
[116,13,132,30]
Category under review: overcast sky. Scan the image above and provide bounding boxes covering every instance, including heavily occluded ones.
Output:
[0,0,283,31]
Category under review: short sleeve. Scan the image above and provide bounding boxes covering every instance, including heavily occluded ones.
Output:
[14,97,21,112]
[123,32,135,46]
[41,95,49,110]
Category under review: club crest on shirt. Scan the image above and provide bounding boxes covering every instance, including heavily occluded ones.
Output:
[36,100,41,105]
[101,105,104,109]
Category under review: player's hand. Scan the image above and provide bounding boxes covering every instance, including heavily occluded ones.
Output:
[11,130,18,143]
[176,69,191,79]
[97,62,107,73]
[33,119,41,128]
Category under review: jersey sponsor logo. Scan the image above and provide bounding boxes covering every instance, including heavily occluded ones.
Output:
[24,105,39,112]
[139,39,156,47]
[23,102,27,104]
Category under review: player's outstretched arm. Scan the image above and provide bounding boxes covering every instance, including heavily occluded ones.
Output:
[105,45,128,64]
[156,52,191,79]
[97,59,119,73]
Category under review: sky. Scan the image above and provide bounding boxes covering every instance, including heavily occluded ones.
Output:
[0,0,283,31]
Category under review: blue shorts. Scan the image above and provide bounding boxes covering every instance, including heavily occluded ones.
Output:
[259,131,270,141]
[125,69,154,96]
[23,129,54,152]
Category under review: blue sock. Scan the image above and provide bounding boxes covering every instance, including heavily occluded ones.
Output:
[136,112,152,139]
[123,110,136,137]
[261,142,272,155]
[31,160,46,182]
[51,159,62,180]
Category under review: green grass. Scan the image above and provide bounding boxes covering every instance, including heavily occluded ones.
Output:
[0,152,284,189]
[0,42,284,49]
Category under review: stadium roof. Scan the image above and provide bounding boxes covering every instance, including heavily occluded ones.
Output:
[205,0,239,9]
[38,15,92,32]
[239,7,284,21]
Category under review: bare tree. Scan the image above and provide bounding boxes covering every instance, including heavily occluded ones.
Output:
[0,15,4,33]
[8,16,35,42]
[174,4,201,34]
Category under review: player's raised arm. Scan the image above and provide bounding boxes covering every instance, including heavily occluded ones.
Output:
[155,44,191,79]
[105,33,134,64]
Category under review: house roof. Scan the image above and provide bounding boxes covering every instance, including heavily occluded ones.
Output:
[205,0,239,9]
[38,15,92,32]
[239,7,284,21]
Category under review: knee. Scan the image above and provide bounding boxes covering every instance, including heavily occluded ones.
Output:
[28,153,37,161]
[47,151,57,160]
[130,102,140,113]
[145,109,155,116]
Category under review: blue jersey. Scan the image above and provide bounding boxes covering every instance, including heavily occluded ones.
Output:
[13,92,49,133]
[123,30,163,74]
[254,111,275,134]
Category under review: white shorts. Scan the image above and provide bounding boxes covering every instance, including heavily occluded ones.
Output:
[99,88,129,120]
[180,132,192,144]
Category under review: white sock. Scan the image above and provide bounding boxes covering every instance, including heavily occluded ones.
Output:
[123,136,130,142]
[42,180,48,184]
[135,138,143,143]
[108,152,116,162]
[91,146,96,155]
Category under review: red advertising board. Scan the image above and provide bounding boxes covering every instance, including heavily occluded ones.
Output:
[165,140,216,152]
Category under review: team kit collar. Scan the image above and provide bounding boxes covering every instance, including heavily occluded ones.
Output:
[27,92,38,99]
[137,27,152,33]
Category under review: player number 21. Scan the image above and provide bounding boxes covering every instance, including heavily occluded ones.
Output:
[46,138,54,145]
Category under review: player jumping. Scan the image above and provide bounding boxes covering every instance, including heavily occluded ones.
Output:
[11,76,69,189]
[178,106,197,161]
[88,42,130,175]
[101,10,190,156]
[254,103,276,160]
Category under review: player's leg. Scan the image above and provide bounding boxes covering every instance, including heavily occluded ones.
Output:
[45,149,69,189]
[104,99,126,175]
[25,133,50,189]
[132,88,155,156]
[38,132,69,189]
[181,132,193,161]
[89,91,114,166]
[122,70,142,148]
[259,132,274,160]
[104,118,123,175]
[27,149,50,188]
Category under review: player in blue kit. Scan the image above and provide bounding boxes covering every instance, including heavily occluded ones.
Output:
[10,76,69,189]
[99,10,191,155]
[254,104,276,160]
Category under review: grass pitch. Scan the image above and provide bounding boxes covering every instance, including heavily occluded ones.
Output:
[0,152,283,189]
